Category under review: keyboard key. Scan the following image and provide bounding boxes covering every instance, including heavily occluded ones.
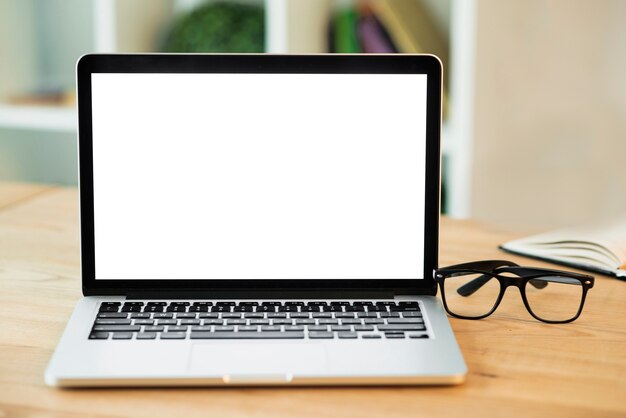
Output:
[312,313,332,318]
[97,313,127,318]
[331,325,351,332]
[408,334,429,339]
[249,319,270,325]
[273,319,292,325]
[188,305,209,312]
[226,319,246,325]
[191,332,304,339]
[385,332,406,338]
[157,319,177,325]
[143,306,163,313]
[211,306,232,313]
[380,312,400,318]
[146,302,167,306]
[222,313,242,319]
[318,319,339,325]
[284,325,304,332]
[130,313,151,319]
[233,306,254,312]
[170,302,190,306]
[203,319,224,326]
[363,318,385,325]
[353,325,374,332]
[198,313,219,319]
[144,325,164,332]
[160,332,186,339]
[112,332,133,339]
[180,319,200,325]
[358,312,378,318]
[308,325,328,332]
[290,313,310,318]
[378,324,426,331]
[214,326,235,332]
[191,326,212,332]
[168,326,188,332]
[136,332,157,339]
[391,305,420,312]
[93,325,141,332]
[362,333,382,339]
[95,319,131,325]
[153,313,174,319]
[338,332,358,339]
[295,319,315,325]
[99,303,120,313]
[216,302,236,306]
[238,325,258,332]
[166,306,187,313]
[192,302,213,306]
[330,301,350,306]
[89,332,109,340]
[387,318,424,324]
[121,306,142,313]
[133,319,154,325]
[341,319,361,325]
[267,312,287,318]
[244,313,264,319]
[336,313,354,318]
[309,331,334,339]
[176,313,196,319]
[261,325,281,332]
[402,312,423,318]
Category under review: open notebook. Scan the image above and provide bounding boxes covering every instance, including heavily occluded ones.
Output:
[500,216,626,280]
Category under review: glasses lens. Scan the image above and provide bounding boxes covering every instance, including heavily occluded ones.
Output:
[524,276,584,322]
[442,271,501,317]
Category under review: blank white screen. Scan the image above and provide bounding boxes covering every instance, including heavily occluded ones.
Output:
[91,73,427,280]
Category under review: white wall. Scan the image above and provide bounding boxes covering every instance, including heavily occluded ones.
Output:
[471,0,626,229]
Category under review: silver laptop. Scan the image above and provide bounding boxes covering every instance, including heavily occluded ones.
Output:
[45,54,466,386]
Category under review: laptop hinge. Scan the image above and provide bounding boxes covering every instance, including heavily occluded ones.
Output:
[125,289,396,300]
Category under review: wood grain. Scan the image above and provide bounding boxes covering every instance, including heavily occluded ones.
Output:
[0,183,624,418]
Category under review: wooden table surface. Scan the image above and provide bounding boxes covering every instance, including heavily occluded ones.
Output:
[0,182,624,418]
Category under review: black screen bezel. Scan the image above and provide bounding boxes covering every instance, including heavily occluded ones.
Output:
[78,54,441,297]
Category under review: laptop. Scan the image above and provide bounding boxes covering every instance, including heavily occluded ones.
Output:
[45,54,466,386]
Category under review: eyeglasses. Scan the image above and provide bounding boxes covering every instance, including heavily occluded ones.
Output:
[435,260,594,323]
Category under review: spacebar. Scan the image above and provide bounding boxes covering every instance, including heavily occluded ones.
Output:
[191,332,304,339]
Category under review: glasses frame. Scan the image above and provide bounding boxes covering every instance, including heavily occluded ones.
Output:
[435,260,595,324]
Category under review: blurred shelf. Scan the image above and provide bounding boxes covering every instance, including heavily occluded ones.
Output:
[0,105,76,132]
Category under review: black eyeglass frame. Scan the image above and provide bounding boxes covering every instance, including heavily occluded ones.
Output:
[434,260,595,324]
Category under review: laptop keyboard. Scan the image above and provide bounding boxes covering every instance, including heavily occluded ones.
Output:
[90,301,428,340]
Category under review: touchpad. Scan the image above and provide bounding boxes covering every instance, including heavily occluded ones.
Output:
[188,343,329,377]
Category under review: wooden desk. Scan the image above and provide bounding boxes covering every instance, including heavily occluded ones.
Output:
[0,182,624,417]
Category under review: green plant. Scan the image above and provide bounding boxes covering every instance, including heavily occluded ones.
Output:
[163,2,264,53]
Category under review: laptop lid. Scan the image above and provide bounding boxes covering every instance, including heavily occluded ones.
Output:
[77,54,441,297]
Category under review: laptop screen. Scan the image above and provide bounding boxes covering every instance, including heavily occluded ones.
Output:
[90,72,427,280]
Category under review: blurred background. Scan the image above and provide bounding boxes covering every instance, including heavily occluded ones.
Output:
[0,0,624,230]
